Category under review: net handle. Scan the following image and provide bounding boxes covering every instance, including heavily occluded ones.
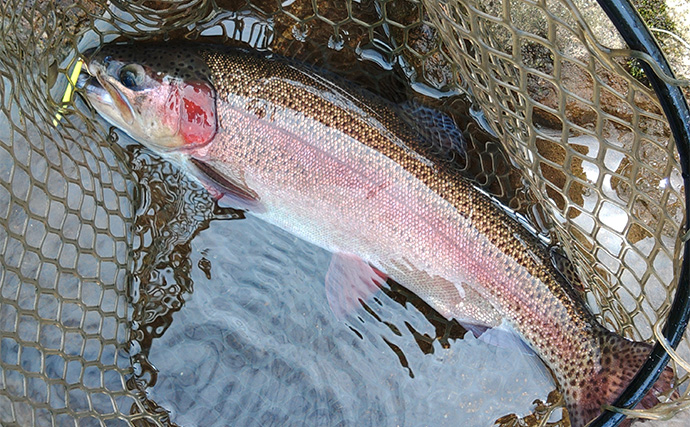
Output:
[590,0,690,426]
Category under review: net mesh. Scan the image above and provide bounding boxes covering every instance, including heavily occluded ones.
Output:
[0,0,688,425]
[423,0,687,383]
[0,1,139,425]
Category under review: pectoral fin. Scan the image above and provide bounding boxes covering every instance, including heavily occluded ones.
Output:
[325,253,388,319]
[188,157,264,212]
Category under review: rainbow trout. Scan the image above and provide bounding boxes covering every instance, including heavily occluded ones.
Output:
[79,43,674,426]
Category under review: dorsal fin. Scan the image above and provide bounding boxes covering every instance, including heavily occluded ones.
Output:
[398,100,466,160]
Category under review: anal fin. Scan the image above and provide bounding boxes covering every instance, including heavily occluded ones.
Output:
[468,320,534,354]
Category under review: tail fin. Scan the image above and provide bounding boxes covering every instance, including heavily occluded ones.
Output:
[566,332,676,427]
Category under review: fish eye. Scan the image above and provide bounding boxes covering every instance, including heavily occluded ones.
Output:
[118,64,145,90]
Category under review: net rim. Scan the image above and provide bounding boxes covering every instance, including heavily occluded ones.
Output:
[590,0,690,425]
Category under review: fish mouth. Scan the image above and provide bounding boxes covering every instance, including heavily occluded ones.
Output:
[78,49,135,126]
[77,67,110,103]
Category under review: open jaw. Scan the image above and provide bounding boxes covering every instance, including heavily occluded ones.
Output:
[77,64,109,103]
[77,58,135,126]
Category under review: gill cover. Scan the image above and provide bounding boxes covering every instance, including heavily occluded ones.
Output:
[82,43,217,151]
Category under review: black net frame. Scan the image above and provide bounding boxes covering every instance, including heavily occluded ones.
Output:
[591,0,690,425]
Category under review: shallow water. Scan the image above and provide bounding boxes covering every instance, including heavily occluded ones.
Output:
[146,198,555,426]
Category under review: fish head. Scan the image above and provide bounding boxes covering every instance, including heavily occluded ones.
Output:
[79,43,217,152]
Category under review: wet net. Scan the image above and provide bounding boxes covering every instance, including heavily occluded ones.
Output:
[0,0,688,426]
